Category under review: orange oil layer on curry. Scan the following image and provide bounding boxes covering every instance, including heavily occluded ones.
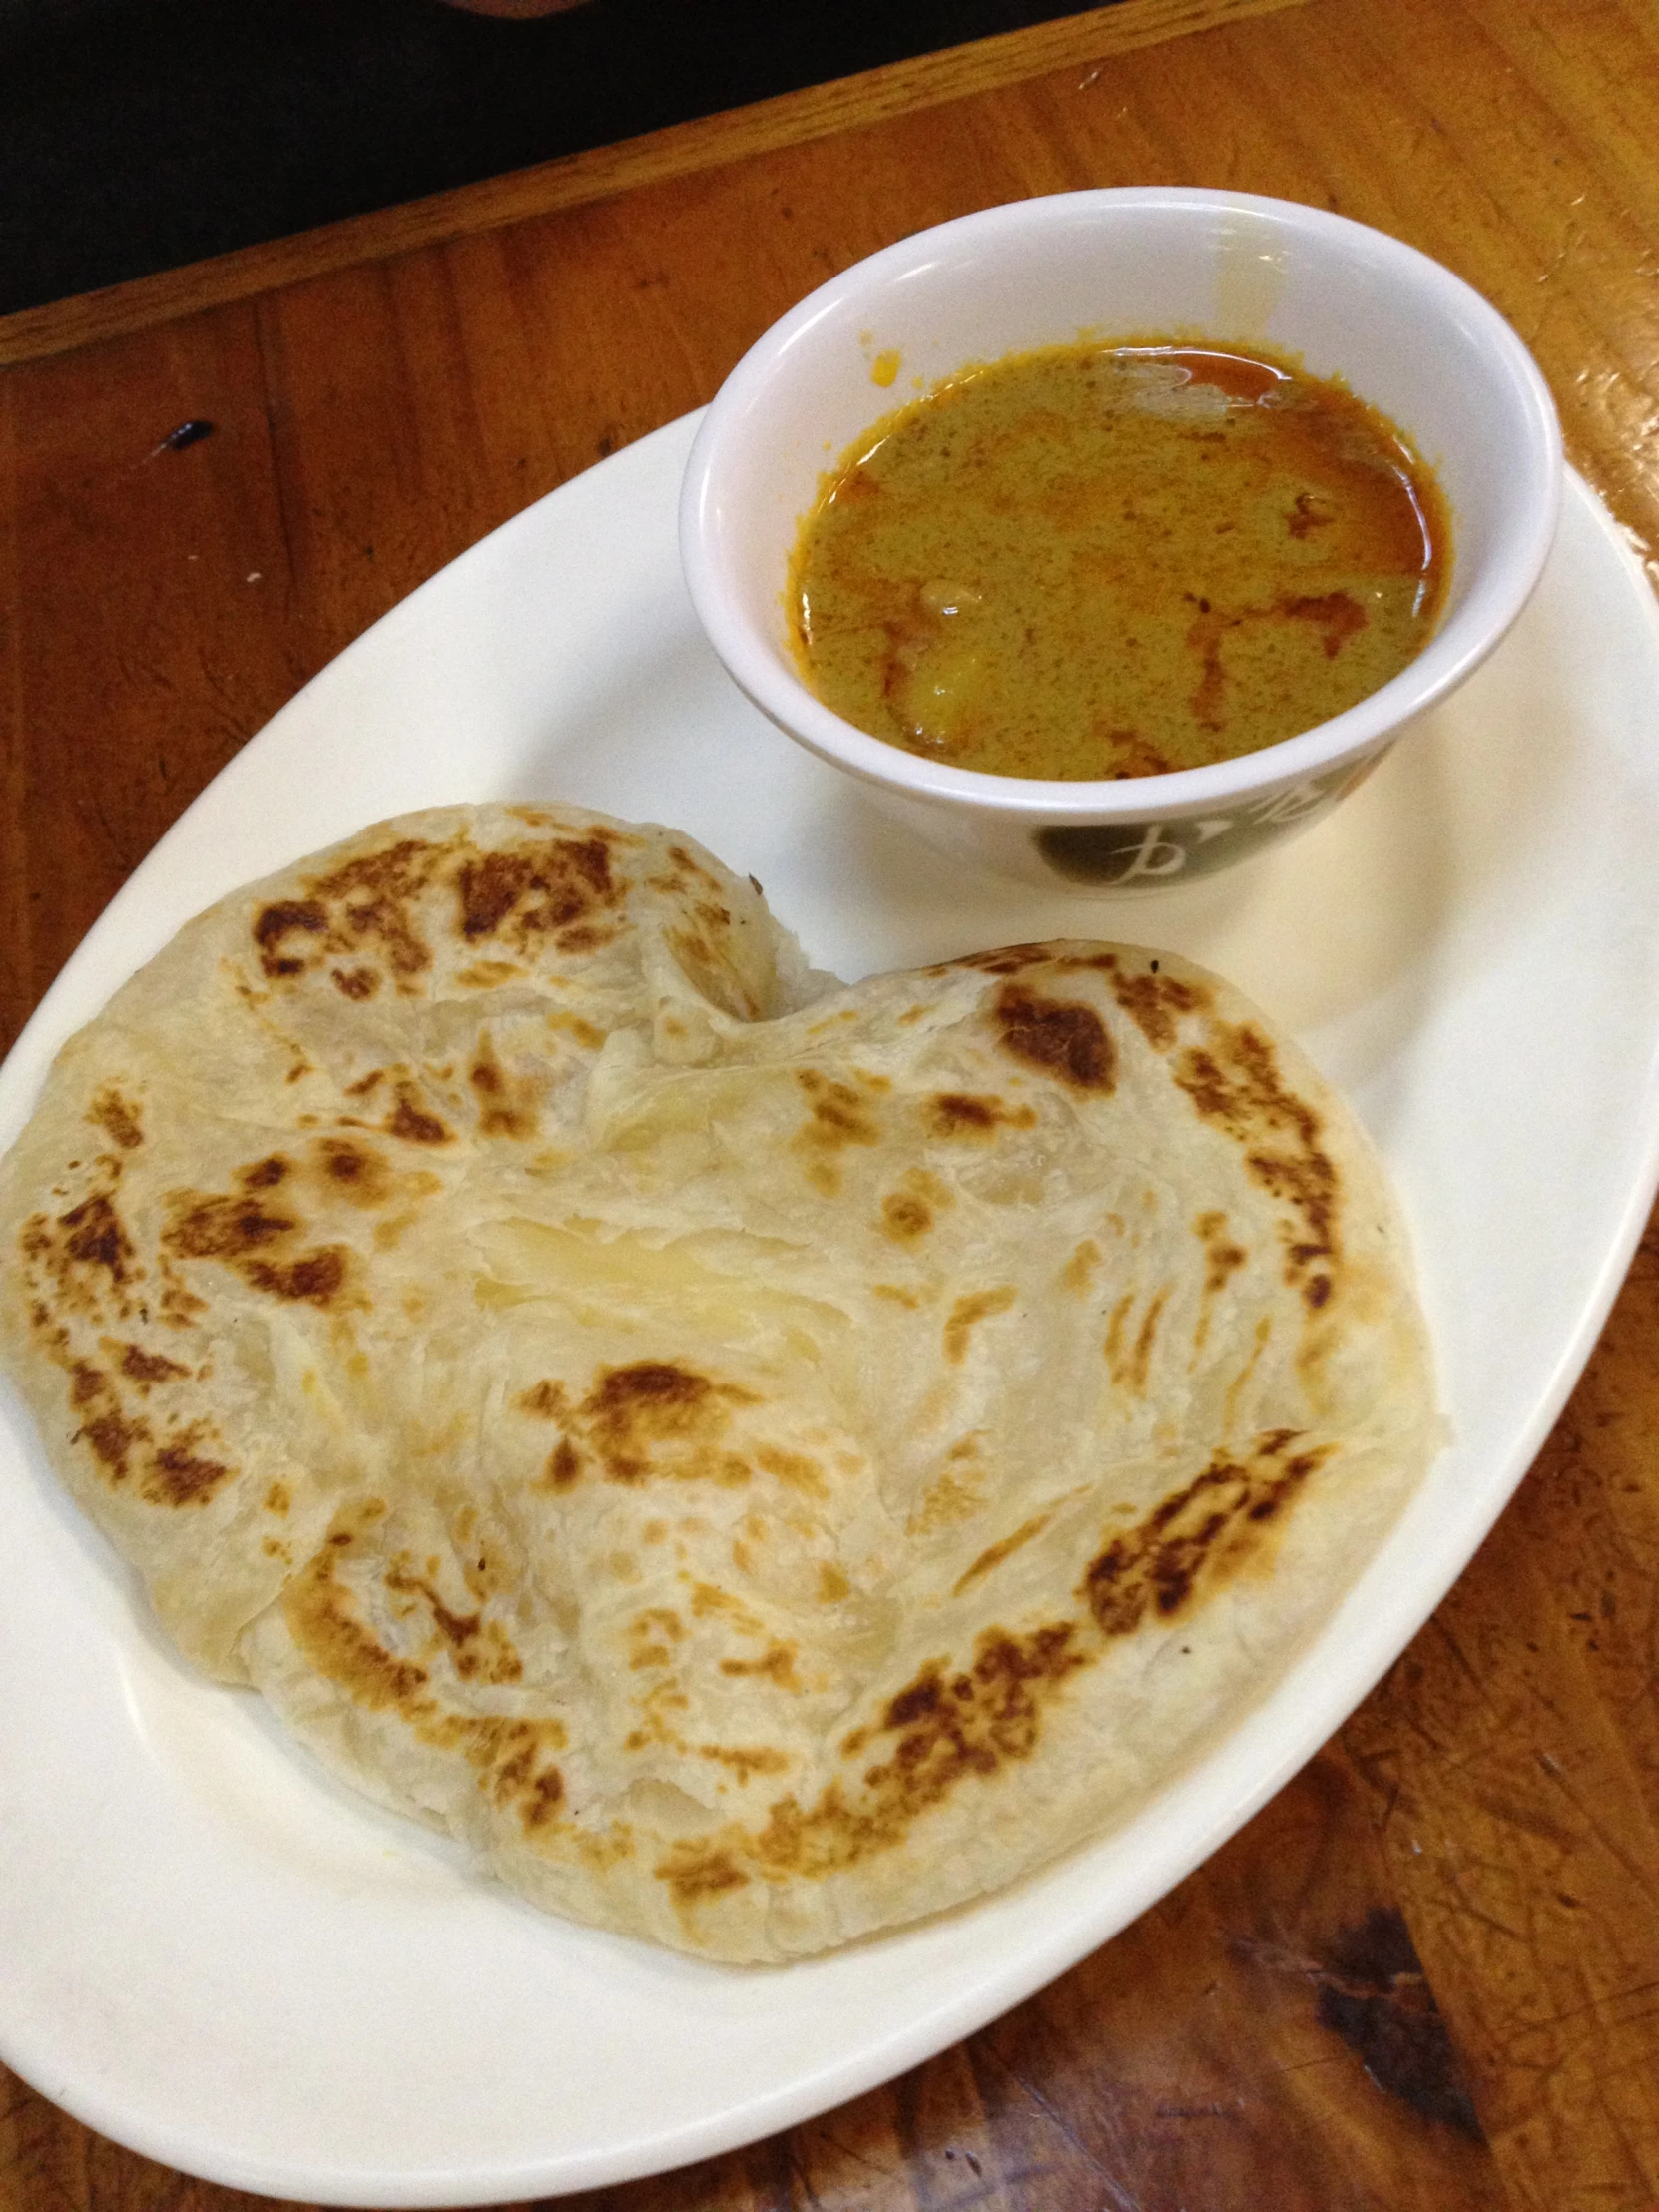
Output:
[788,339,1450,780]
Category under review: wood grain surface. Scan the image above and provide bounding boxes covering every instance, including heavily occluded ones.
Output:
[3,0,1659,2206]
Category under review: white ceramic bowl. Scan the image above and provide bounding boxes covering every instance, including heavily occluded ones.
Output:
[680,188,1563,891]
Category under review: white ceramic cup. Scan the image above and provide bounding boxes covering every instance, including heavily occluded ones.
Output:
[680,188,1562,892]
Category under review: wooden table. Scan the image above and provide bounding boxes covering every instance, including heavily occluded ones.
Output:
[3,0,1658,2204]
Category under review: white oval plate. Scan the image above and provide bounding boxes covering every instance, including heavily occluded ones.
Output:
[3,417,1658,2206]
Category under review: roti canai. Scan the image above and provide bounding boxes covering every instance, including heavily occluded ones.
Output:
[0,802,1437,1961]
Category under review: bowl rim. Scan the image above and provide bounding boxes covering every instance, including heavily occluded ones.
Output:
[680,186,1564,823]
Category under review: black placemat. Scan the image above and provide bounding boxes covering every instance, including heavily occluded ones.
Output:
[1,0,1109,315]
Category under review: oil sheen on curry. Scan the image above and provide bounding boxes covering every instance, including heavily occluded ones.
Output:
[788,339,1451,780]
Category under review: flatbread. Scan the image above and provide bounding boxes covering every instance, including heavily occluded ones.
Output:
[0,802,1437,1961]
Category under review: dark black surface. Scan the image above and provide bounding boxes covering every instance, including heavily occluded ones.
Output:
[1,0,1107,316]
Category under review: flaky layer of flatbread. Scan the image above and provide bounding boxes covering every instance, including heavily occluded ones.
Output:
[0,803,1436,1960]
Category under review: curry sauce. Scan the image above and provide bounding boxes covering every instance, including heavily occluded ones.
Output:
[788,341,1450,780]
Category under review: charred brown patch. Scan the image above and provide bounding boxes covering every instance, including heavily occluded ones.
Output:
[167,1193,296,1261]
[925,1092,1038,1140]
[1174,1022,1339,1294]
[308,839,438,983]
[88,1087,144,1151]
[118,1343,188,1385]
[144,1433,232,1507]
[254,898,328,978]
[58,1192,136,1287]
[245,1249,347,1304]
[1080,1436,1333,1636]
[316,1140,393,1207]
[993,984,1116,1092]
[578,1361,755,1486]
[78,1406,144,1481]
[1108,966,1212,1052]
[455,835,618,947]
[330,966,380,1001]
[744,1621,1084,1883]
[384,1085,450,1146]
[544,1438,582,1490]
[518,1379,568,1419]
[239,1155,290,1189]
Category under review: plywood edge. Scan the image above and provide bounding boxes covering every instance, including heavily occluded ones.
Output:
[0,0,1315,368]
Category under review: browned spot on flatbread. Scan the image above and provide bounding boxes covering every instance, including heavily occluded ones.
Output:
[146,1431,233,1507]
[698,1744,791,1783]
[307,838,438,984]
[993,984,1116,1091]
[59,1192,138,1285]
[882,1191,932,1239]
[925,1092,1038,1140]
[943,944,1055,977]
[240,1155,290,1189]
[943,1285,1017,1364]
[468,1034,539,1140]
[720,1640,804,1692]
[1175,1021,1339,1294]
[455,835,619,949]
[77,1404,144,1482]
[167,1193,296,1261]
[953,1510,1054,1596]
[245,1249,348,1305]
[283,1517,565,1835]
[739,1622,1085,1884]
[543,1438,582,1490]
[579,1362,758,1486]
[1081,1434,1334,1636]
[1107,964,1213,1051]
[792,1067,886,1194]
[1104,1287,1168,1394]
[117,1342,188,1386]
[1061,1239,1101,1294]
[655,1845,751,1904]
[753,1443,829,1500]
[1196,1210,1248,1295]
[384,1085,450,1146]
[316,1139,393,1207]
[384,1557,524,1683]
[253,898,328,978]
[330,966,380,1001]
[88,1087,144,1151]
[880,1167,950,1242]
[67,1352,233,1505]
